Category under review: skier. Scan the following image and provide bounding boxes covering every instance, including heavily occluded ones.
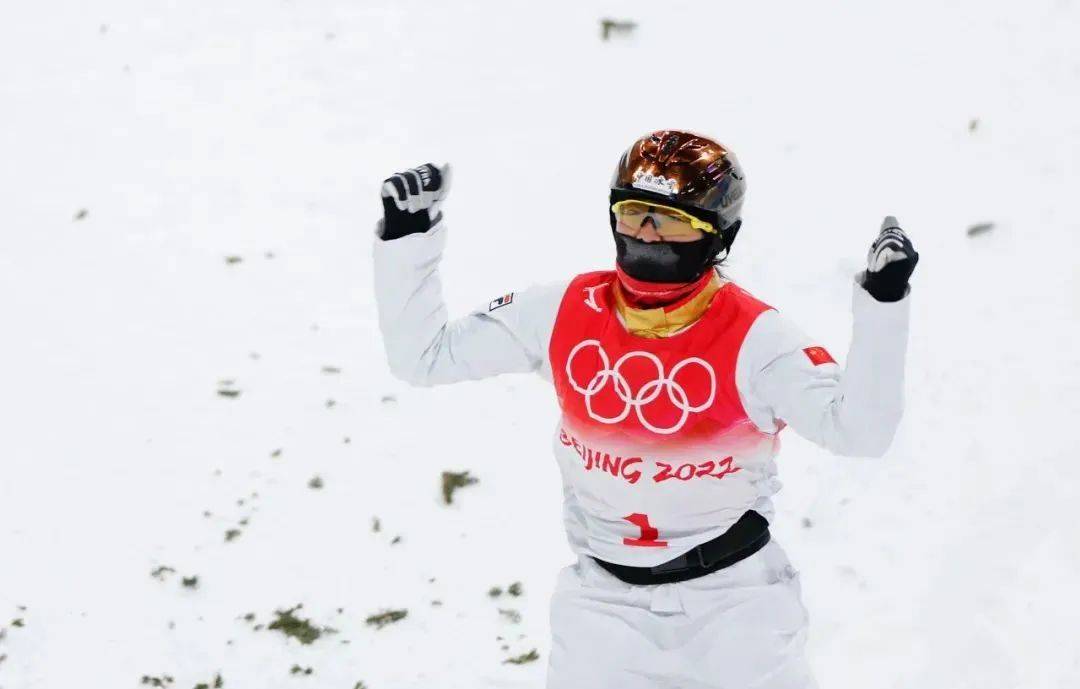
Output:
[373,130,916,689]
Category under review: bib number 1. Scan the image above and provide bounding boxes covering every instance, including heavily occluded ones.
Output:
[623,513,668,548]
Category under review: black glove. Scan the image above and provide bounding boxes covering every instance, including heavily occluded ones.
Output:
[378,163,451,240]
[859,216,919,302]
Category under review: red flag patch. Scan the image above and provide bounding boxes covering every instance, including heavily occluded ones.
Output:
[803,346,836,366]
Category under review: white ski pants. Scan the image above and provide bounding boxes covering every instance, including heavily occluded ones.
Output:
[546,539,817,689]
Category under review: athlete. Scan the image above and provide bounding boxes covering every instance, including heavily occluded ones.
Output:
[373,130,917,689]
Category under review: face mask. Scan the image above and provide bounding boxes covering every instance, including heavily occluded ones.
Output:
[612,229,723,283]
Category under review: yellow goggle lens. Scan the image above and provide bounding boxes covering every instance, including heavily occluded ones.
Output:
[611,200,717,235]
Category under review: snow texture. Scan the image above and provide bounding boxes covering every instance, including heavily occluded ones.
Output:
[1,1,1078,688]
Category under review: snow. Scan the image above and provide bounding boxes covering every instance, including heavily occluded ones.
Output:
[1,0,1078,687]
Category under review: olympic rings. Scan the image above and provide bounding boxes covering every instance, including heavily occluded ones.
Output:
[564,340,716,435]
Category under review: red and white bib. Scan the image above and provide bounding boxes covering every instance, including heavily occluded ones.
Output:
[549,271,782,566]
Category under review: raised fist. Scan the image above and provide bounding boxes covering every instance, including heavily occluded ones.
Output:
[379,163,452,240]
[860,216,918,302]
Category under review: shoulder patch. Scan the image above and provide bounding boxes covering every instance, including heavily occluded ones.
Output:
[803,346,836,366]
[488,293,514,311]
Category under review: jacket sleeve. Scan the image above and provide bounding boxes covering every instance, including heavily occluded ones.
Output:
[735,280,911,457]
[372,221,567,386]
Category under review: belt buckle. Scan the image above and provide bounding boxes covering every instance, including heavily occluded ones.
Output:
[649,545,711,576]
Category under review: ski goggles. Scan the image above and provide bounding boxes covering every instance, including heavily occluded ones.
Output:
[611,200,718,239]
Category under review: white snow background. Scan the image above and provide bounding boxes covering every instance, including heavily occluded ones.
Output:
[1,1,1078,687]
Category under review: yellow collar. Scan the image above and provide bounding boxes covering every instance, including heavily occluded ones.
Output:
[613,273,723,338]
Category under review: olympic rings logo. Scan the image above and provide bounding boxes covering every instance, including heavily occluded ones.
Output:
[564,340,716,435]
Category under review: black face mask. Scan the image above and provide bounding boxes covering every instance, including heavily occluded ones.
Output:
[612,229,726,283]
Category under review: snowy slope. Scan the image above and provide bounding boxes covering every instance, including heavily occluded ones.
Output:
[1,1,1078,687]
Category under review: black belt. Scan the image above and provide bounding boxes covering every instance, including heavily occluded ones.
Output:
[592,510,771,586]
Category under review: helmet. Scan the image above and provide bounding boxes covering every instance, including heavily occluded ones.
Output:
[610,130,745,233]
[609,130,746,283]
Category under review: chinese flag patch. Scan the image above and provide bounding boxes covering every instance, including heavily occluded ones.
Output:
[803,346,836,366]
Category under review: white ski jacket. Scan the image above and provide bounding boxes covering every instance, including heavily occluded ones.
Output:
[373,222,910,565]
